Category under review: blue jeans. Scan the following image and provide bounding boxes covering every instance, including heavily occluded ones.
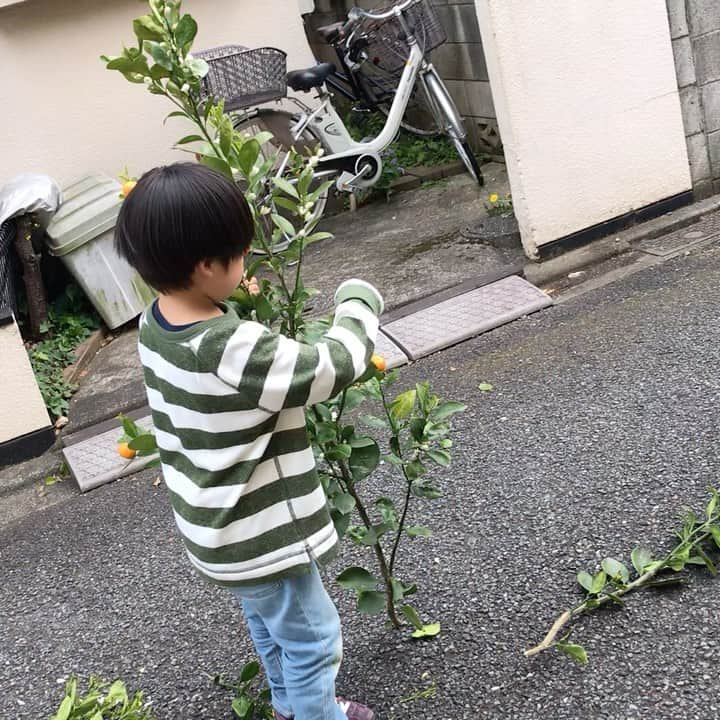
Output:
[229,563,347,720]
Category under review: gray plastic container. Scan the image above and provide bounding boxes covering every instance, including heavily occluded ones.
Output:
[46,175,154,329]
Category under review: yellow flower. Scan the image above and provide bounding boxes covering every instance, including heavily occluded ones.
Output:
[489,193,498,203]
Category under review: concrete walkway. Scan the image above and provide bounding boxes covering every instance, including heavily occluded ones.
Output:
[1,233,719,719]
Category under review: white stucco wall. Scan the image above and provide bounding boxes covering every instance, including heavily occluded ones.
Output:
[0,0,315,188]
[474,0,692,257]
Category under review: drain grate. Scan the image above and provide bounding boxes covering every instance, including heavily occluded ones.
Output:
[382,275,552,360]
[63,415,157,492]
[638,214,720,257]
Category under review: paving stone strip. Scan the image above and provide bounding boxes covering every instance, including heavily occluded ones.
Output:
[62,276,551,492]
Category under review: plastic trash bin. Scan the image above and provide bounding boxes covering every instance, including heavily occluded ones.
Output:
[45,175,155,329]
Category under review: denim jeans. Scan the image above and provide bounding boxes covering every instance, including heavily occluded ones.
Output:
[229,563,347,720]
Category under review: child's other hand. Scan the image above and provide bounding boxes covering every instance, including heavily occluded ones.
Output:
[244,276,260,296]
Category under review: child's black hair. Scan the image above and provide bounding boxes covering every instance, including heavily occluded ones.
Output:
[115,162,254,293]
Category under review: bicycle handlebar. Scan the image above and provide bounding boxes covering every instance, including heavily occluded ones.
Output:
[343,0,416,32]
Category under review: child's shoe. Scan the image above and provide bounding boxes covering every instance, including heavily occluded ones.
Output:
[273,698,374,720]
[337,698,375,720]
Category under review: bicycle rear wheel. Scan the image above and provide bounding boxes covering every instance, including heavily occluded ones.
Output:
[232,109,333,252]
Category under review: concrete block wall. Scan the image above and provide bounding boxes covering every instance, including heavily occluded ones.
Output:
[669,0,720,198]
[303,0,500,152]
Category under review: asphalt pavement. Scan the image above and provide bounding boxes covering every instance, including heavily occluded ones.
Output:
[2,241,720,720]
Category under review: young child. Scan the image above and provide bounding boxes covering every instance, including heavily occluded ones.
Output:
[115,163,382,720]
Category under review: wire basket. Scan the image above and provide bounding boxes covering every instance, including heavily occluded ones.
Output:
[195,45,288,112]
[361,0,447,76]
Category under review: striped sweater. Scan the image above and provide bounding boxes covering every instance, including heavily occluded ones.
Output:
[137,280,384,586]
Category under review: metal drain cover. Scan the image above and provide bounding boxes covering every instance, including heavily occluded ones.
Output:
[63,416,158,492]
[638,215,720,256]
[382,275,552,360]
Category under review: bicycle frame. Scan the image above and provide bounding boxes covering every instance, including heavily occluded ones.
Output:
[280,2,468,192]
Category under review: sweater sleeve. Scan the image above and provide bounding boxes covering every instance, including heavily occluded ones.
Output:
[213,280,384,412]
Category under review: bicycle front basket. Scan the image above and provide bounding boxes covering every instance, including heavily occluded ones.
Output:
[195,45,287,112]
[363,0,447,75]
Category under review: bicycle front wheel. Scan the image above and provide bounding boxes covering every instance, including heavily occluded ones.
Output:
[233,109,334,252]
[377,82,442,137]
[421,69,484,186]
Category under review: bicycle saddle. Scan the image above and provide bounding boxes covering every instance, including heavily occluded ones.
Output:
[286,63,336,92]
[316,21,345,44]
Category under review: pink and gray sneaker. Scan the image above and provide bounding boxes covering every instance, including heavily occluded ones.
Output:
[274,698,375,720]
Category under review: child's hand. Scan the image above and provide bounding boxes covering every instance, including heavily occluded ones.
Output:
[243,276,260,296]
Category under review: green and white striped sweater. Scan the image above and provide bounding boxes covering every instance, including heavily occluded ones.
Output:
[138,280,384,587]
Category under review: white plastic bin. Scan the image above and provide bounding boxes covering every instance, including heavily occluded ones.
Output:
[46,175,155,329]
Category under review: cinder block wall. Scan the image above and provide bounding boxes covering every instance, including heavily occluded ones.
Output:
[303,0,500,152]
[668,0,720,198]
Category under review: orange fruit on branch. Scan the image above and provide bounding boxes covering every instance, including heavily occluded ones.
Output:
[120,180,137,198]
[371,354,386,372]
[117,442,136,459]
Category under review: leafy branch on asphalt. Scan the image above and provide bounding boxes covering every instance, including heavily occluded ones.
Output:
[524,487,720,664]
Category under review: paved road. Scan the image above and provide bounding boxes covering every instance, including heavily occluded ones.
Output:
[2,243,720,720]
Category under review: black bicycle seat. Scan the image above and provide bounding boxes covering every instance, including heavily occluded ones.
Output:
[316,22,345,44]
[286,63,336,92]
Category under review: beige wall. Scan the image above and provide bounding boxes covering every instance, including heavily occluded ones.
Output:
[475,0,692,257]
[0,318,50,444]
[0,0,315,188]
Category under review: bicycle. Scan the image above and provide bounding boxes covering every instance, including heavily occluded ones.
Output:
[197,0,483,249]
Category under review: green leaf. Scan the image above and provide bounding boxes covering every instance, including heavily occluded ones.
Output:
[411,622,441,639]
[175,14,198,49]
[121,416,139,439]
[254,294,275,323]
[133,15,165,41]
[630,547,653,575]
[145,40,173,71]
[52,696,73,720]
[176,134,204,145]
[325,443,352,461]
[425,449,451,467]
[232,695,253,718]
[349,437,380,481]
[337,566,380,592]
[400,604,423,630]
[710,525,720,549]
[238,139,261,177]
[432,401,466,421]
[199,154,233,179]
[389,389,417,421]
[356,590,386,615]
[577,570,594,592]
[333,492,356,515]
[477,382,493,392]
[694,547,717,576]
[407,525,432,538]
[707,490,719,520]
[239,659,260,682]
[273,176,299,199]
[128,433,157,454]
[164,109,188,124]
[186,57,209,78]
[556,642,588,665]
[590,570,607,595]
[601,558,629,584]
[411,479,441,499]
[359,414,388,430]
[271,213,296,238]
[405,459,426,481]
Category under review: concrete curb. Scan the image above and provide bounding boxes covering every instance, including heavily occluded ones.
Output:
[524,194,720,287]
